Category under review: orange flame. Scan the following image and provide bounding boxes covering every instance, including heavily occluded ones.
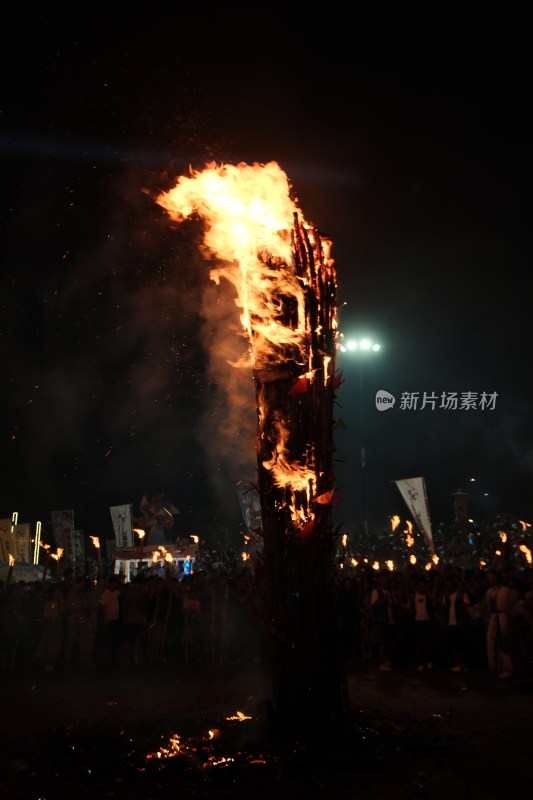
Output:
[385,559,394,571]
[152,551,160,564]
[134,528,146,540]
[519,520,531,530]
[156,161,335,518]
[90,535,100,549]
[8,553,15,567]
[500,531,507,543]
[409,554,417,565]
[519,544,532,564]
[390,515,401,532]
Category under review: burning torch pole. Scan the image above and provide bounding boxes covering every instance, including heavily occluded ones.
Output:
[6,553,15,585]
[135,529,146,575]
[90,535,102,575]
[156,161,347,739]
[40,543,51,582]
[51,548,64,582]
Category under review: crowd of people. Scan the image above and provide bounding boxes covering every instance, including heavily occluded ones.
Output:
[1,515,533,680]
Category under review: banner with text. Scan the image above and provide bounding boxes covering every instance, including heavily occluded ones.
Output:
[394,476,435,554]
[110,504,134,547]
[50,509,76,560]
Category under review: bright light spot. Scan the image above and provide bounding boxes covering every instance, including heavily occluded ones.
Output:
[360,338,371,350]
[372,343,380,351]
[346,340,357,351]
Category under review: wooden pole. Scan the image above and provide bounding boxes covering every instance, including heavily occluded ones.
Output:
[253,217,349,741]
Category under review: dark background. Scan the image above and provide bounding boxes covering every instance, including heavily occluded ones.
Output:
[1,8,531,543]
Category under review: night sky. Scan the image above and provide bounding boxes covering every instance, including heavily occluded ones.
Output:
[1,10,531,543]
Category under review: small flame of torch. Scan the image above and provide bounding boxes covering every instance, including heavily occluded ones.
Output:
[391,515,400,532]
[519,544,532,565]
[499,531,507,543]
[409,554,417,565]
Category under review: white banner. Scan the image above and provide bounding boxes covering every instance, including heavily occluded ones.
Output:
[12,523,31,563]
[50,510,75,557]
[394,476,435,554]
[110,504,133,547]
[236,481,262,536]
[0,518,13,563]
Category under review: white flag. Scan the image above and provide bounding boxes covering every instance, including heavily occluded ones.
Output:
[110,504,134,547]
[394,476,434,554]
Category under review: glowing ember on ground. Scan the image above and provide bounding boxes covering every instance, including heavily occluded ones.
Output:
[225,710,252,721]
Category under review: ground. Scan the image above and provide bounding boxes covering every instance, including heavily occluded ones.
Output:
[2,659,532,799]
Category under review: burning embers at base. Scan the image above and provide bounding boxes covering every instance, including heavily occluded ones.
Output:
[143,709,271,776]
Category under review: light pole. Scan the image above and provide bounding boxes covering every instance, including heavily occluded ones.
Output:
[339,336,381,537]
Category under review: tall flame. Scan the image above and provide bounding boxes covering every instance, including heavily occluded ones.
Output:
[157,161,306,369]
[156,161,335,510]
